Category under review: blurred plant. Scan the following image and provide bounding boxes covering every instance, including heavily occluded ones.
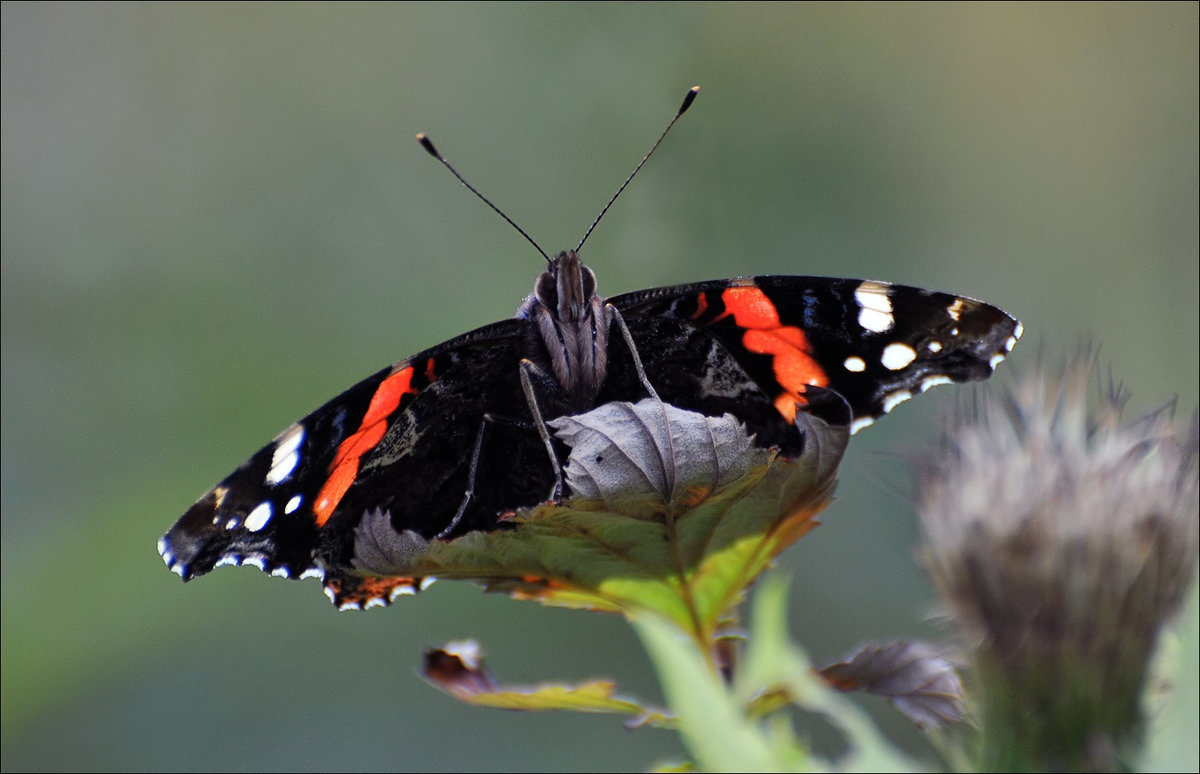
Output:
[916,349,1199,772]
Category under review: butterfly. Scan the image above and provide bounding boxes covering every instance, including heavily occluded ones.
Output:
[159,87,1021,608]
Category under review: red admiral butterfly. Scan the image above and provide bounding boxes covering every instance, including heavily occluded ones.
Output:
[159,87,1021,608]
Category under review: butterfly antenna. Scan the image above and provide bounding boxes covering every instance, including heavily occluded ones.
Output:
[575,85,699,254]
[417,133,552,264]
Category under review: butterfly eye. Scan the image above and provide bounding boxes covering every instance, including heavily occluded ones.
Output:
[581,265,598,298]
[534,269,558,308]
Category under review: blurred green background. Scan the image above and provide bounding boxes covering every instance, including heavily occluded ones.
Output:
[3,3,1196,771]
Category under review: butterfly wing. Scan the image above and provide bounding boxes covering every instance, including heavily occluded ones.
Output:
[607,275,1021,446]
[161,272,1020,608]
[159,317,558,608]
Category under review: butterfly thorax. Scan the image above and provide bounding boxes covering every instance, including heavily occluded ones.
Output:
[517,250,610,410]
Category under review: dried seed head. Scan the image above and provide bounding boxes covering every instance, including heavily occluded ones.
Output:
[917,348,1198,771]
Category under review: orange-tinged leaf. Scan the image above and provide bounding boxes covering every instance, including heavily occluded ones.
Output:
[420,640,670,725]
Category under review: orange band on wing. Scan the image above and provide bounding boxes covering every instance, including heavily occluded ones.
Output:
[314,365,422,527]
[361,367,418,427]
[325,575,421,608]
[720,286,828,419]
[719,286,783,328]
[314,460,358,526]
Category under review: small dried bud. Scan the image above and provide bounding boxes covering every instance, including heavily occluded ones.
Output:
[917,349,1198,772]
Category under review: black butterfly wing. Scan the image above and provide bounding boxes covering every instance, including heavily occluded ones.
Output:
[606,275,1021,448]
[159,317,556,608]
[161,272,1020,608]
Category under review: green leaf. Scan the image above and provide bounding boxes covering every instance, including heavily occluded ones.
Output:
[742,576,920,772]
[632,611,790,772]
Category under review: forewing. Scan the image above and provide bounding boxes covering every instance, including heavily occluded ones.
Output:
[607,275,1021,441]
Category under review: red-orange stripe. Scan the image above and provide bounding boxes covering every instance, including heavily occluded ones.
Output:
[314,460,358,526]
[361,367,418,427]
[313,365,422,527]
[720,286,828,419]
[720,286,782,328]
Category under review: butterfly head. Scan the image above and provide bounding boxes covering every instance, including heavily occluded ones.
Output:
[518,251,609,408]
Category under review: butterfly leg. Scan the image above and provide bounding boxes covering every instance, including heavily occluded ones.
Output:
[437,409,550,540]
[604,303,685,495]
[606,303,661,401]
[519,358,567,500]
[436,417,491,540]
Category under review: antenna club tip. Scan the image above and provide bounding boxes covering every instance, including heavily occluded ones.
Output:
[417,133,440,157]
[679,86,700,114]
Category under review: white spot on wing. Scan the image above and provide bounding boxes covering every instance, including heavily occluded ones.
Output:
[991,323,1022,368]
[858,307,894,334]
[285,494,302,514]
[849,416,875,435]
[854,282,895,333]
[266,425,305,485]
[880,342,917,370]
[245,501,273,532]
[946,298,964,322]
[419,577,438,591]
[883,390,913,414]
[927,340,943,353]
[267,452,299,486]
[242,555,267,571]
[920,375,954,392]
[843,356,867,373]
[1005,324,1023,352]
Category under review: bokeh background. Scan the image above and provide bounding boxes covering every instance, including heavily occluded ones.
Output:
[3,3,1196,771]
